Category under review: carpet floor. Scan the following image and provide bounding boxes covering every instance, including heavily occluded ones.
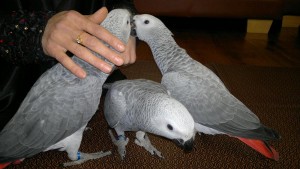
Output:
[6,61,300,169]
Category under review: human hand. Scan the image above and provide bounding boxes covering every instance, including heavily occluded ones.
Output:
[121,36,136,66]
[42,7,127,79]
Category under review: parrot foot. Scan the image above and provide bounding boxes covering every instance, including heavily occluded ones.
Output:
[109,130,129,160]
[134,131,164,158]
[62,151,111,167]
[84,127,92,131]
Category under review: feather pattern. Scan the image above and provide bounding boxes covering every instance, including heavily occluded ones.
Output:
[0,9,132,163]
[134,14,280,160]
[104,79,195,145]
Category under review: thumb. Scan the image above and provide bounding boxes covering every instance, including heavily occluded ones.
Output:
[88,7,108,24]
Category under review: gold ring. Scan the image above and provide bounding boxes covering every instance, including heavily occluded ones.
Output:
[76,33,84,44]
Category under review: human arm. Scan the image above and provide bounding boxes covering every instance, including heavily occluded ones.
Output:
[0,10,56,64]
[0,7,135,78]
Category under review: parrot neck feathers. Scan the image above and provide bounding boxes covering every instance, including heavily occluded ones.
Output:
[148,37,190,74]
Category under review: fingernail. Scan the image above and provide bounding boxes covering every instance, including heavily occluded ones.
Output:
[117,44,125,51]
[115,56,124,66]
[104,65,113,73]
[79,71,86,79]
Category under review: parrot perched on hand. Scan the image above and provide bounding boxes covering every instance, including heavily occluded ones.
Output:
[133,14,280,160]
[0,9,132,168]
[104,79,195,159]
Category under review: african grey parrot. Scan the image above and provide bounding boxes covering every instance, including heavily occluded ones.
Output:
[133,14,280,160]
[0,9,132,168]
[104,79,195,159]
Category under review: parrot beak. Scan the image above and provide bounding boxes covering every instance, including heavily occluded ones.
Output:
[130,19,136,36]
[182,138,194,152]
[172,138,194,152]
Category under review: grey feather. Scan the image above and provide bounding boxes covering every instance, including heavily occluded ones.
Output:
[133,14,280,141]
[104,79,195,158]
[0,9,132,163]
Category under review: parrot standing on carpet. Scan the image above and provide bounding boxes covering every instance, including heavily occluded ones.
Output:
[0,9,132,168]
[104,79,195,159]
[133,14,280,160]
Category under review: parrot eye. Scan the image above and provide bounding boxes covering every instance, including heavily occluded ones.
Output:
[144,20,149,24]
[167,124,173,130]
[127,20,129,25]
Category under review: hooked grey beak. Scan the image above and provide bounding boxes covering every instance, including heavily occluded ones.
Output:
[130,19,136,36]
[172,138,194,152]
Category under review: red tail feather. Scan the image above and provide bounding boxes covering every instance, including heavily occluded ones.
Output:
[237,137,279,161]
[0,162,12,169]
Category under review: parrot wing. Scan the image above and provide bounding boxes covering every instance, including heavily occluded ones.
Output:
[104,84,127,128]
[104,79,169,128]
[0,64,100,162]
[162,71,279,140]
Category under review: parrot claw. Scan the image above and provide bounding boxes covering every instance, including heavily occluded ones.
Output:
[108,130,129,160]
[84,127,92,131]
[62,151,111,167]
[116,140,129,160]
[134,131,164,158]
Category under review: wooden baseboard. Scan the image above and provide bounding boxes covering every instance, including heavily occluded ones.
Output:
[247,19,273,33]
[282,16,300,27]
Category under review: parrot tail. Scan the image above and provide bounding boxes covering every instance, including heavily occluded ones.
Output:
[0,162,11,169]
[0,159,23,169]
[237,137,279,161]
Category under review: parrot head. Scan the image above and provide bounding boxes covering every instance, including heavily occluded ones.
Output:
[132,14,173,43]
[149,96,195,152]
[102,9,132,44]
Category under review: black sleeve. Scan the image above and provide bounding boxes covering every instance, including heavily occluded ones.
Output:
[0,10,56,65]
[104,0,137,15]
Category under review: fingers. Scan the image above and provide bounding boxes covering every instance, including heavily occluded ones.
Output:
[86,25,125,52]
[67,35,113,73]
[52,45,87,79]
[76,31,124,67]
[121,36,137,65]
[82,19,126,53]
[84,8,126,52]
[57,53,87,78]
[87,7,108,24]
[127,36,137,64]
[70,9,126,68]
[41,8,132,79]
